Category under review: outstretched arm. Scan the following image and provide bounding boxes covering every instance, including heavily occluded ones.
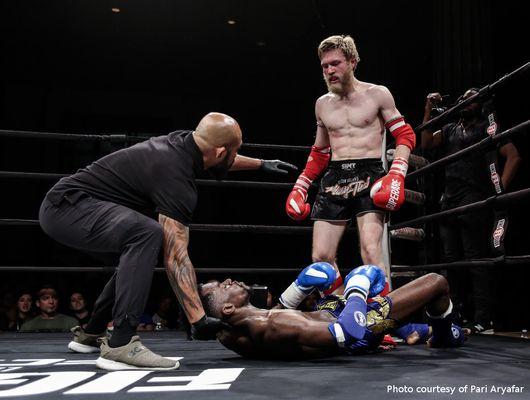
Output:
[230,155,297,174]
[159,214,228,339]
[158,214,203,324]
[230,155,262,170]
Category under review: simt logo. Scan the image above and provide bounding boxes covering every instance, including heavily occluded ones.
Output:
[341,162,356,171]
[0,359,244,397]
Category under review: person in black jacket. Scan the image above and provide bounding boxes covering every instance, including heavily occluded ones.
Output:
[421,89,521,333]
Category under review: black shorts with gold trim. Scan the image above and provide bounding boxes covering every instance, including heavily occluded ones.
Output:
[311,158,386,221]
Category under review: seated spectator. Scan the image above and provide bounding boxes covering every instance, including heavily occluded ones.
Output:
[0,290,34,332]
[20,285,78,332]
[69,292,91,329]
[7,290,35,331]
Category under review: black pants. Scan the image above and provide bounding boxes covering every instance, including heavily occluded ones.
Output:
[39,190,163,331]
[440,191,492,324]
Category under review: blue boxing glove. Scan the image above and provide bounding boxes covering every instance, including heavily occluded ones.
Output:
[279,262,336,309]
[296,262,337,293]
[344,265,386,300]
[328,265,386,347]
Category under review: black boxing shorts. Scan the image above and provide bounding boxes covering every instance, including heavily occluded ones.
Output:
[311,158,386,221]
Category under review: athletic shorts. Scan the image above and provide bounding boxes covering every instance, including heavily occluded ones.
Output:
[311,158,386,221]
[316,294,398,353]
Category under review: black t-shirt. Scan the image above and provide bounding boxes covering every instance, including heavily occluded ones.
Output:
[49,130,203,225]
[440,120,493,199]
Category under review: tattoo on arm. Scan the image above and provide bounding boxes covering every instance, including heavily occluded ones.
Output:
[159,214,204,323]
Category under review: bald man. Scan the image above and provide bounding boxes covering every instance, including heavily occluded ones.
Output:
[39,113,296,371]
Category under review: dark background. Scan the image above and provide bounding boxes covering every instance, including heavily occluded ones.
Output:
[0,1,528,328]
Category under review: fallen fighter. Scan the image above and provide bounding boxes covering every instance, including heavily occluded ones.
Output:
[277,262,431,346]
[199,265,464,359]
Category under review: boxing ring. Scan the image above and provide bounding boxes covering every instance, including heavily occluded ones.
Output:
[0,62,529,399]
[0,331,528,399]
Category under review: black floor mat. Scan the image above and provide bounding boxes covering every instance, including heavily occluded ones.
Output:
[0,331,528,399]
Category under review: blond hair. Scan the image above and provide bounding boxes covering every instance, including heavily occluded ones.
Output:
[318,35,360,63]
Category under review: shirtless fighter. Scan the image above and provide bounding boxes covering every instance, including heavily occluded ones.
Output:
[286,35,416,295]
[199,264,464,359]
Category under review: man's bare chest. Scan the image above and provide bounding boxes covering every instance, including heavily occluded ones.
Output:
[321,98,380,132]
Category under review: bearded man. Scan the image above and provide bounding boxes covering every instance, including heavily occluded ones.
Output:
[286,35,416,297]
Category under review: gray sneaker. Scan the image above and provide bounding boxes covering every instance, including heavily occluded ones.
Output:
[96,336,180,371]
[68,326,106,354]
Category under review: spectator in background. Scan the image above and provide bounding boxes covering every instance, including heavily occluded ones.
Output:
[152,295,179,330]
[421,88,522,334]
[0,290,34,332]
[8,291,35,331]
[69,292,91,329]
[20,285,78,332]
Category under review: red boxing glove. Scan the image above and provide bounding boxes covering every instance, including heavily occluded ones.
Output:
[286,146,330,221]
[286,188,311,221]
[370,156,408,211]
